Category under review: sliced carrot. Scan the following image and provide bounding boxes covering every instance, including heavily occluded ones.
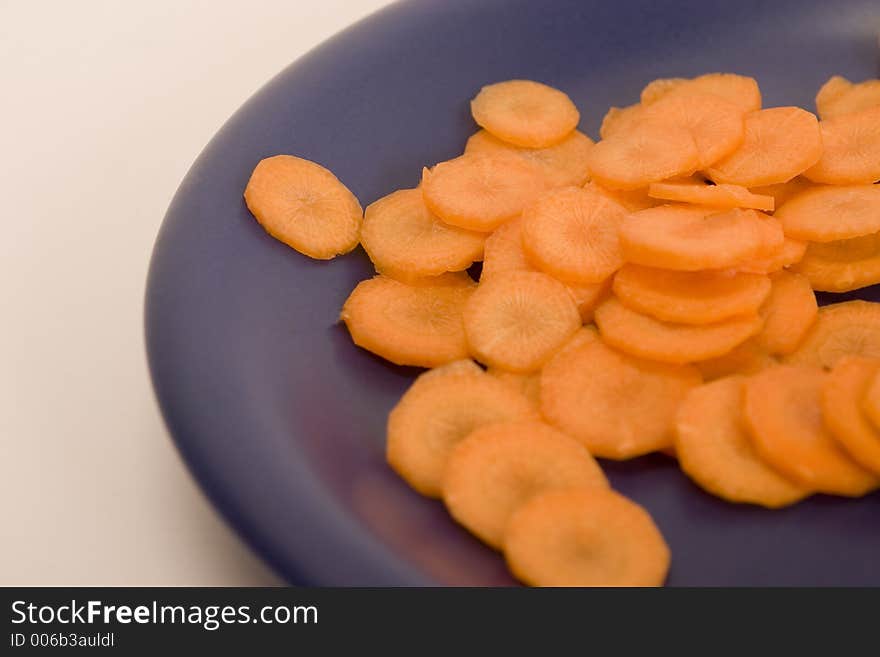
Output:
[737,235,807,274]
[619,205,783,271]
[341,274,475,367]
[596,297,763,364]
[487,368,541,408]
[442,420,607,548]
[586,122,700,190]
[822,357,880,474]
[386,360,536,498]
[794,233,880,292]
[642,73,762,112]
[243,154,362,259]
[586,182,658,212]
[521,186,626,284]
[470,79,580,148]
[360,188,485,279]
[675,376,810,507]
[599,103,643,139]
[566,277,612,323]
[612,264,771,324]
[743,365,878,496]
[804,105,880,185]
[816,76,880,120]
[861,370,880,433]
[503,487,671,587]
[695,339,777,380]
[540,333,701,458]
[464,129,594,188]
[463,271,581,372]
[750,176,813,208]
[479,216,535,280]
[706,107,823,187]
[421,152,546,232]
[754,270,817,355]
[648,180,774,211]
[785,301,880,369]
[777,185,880,243]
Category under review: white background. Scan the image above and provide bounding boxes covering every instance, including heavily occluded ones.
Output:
[0,0,390,585]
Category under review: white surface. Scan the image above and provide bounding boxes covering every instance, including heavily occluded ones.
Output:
[0,0,391,585]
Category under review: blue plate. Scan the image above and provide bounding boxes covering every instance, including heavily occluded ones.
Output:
[146,0,880,585]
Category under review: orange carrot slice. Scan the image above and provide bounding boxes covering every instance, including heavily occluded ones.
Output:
[386,360,536,497]
[822,357,880,474]
[640,77,688,105]
[421,152,546,232]
[648,180,773,211]
[706,107,823,187]
[599,103,643,139]
[816,76,880,120]
[464,129,594,188]
[442,420,607,548]
[341,274,475,367]
[804,106,880,185]
[470,79,580,148]
[540,332,701,458]
[642,73,761,112]
[479,216,535,280]
[743,365,878,496]
[360,188,485,279]
[737,236,807,274]
[619,205,783,271]
[675,376,811,507]
[586,182,659,212]
[612,264,771,324]
[755,270,817,355]
[815,76,853,117]
[521,186,626,284]
[794,233,880,292]
[596,297,763,364]
[695,339,777,380]
[785,301,880,369]
[503,487,671,587]
[777,185,880,242]
[463,271,581,372]
[243,154,362,259]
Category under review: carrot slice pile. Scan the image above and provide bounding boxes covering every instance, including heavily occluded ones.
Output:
[521,185,626,284]
[464,129,594,187]
[470,79,580,148]
[794,233,880,292]
[612,264,771,324]
[822,357,880,475]
[386,360,536,497]
[244,154,363,259]
[503,487,671,587]
[442,420,607,548]
[695,339,776,380]
[815,76,880,120]
[675,376,810,507]
[421,152,546,231]
[361,188,485,279]
[540,331,701,458]
[754,270,817,355]
[804,106,880,185]
[743,365,878,496]
[706,107,823,187]
[777,185,880,242]
[648,180,774,211]
[786,301,880,369]
[463,271,581,372]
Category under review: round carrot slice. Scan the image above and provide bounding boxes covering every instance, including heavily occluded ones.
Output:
[360,188,485,279]
[341,274,475,367]
[648,180,774,211]
[754,271,817,355]
[586,182,658,212]
[442,421,608,548]
[464,129,594,187]
[823,357,880,474]
[750,176,813,208]
[386,360,536,498]
[777,185,880,242]
[463,271,581,373]
[642,73,762,112]
[503,487,671,587]
[521,186,626,284]
[243,154,362,259]
[599,103,643,139]
[612,264,771,325]
[479,216,534,280]
[540,333,700,458]
[695,339,777,380]
[619,205,783,271]
[675,376,811,507]
[596,297,763,364]
[487,368,541,408]
[737,236,807,274]
[470,79,580,148]
[706,107,823,187]
[586,122,700,190]
[421,152,546,232]
[803,106,880,185]
[795,233,880,292]
[862,370,880,433]
[743,365,878,496]
[816,76,880,120]
[785,301,880,369]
